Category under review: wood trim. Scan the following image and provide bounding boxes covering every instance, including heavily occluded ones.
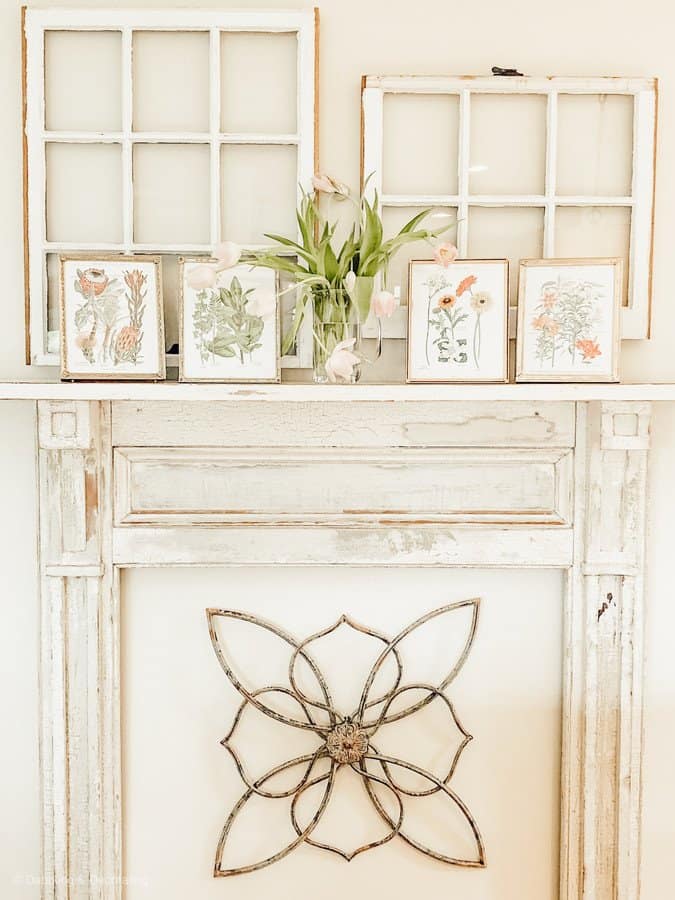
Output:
[34,397,651,898]
[21,6,30,365]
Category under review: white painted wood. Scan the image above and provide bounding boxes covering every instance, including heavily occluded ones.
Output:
[113,446,572,526]
[111,399,576,447]
[5,380,675,401]
[37,400,119,899]
[363,74,657,338]
[31,395,653,898]
[112,523,574,568]
[24,7,317,368]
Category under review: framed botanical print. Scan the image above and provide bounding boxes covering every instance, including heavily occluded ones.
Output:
[59,254,165,380]
[179,259,280,383]
[407,259,509,383]
[516,258,622,383]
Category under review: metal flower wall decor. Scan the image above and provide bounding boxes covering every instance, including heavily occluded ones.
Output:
[206,600,485,876]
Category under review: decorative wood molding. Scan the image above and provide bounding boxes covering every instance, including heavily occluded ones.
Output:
[33,396,652,898]
[37,400,120,899]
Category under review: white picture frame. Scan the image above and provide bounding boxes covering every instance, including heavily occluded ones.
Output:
[516,258,622,383]
[59,253,165,381]
[179,259,280,383]
[407,259,509,383]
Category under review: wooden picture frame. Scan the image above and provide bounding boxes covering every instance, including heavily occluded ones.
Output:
[516,258,622,383]
[178,258,281,383]
[59,254,165,381]
[407,259,509,383]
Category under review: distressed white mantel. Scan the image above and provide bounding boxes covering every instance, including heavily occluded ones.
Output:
[1,382,659,899]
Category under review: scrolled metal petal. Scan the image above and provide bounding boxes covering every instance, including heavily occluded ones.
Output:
[214,755,335,877]
[287,614,403,716]
[364,684,472,794]
[222,690,326,799]
[207,608,337,731]
[290,764,404,862]
[357,599,480,728]
[361,750,486,867]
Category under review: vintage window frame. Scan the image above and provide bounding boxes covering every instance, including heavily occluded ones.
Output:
[360,75,657,341]
[22,7,318,369]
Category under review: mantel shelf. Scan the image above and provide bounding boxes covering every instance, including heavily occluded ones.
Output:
[1,380,674,402]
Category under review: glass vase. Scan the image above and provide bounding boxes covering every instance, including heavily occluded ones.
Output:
[311,287,362,384]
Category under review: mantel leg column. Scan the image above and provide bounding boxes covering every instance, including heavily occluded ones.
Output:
[562,401,651,900]
[37,400,119,900]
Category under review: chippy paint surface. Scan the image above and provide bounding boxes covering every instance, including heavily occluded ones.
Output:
[35,395,650,899]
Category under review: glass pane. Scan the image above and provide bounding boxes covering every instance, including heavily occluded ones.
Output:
[382,94,459,196]
[133,32,210,132]
[470,94,547,195]
[133,144,210,244]
[220,33,297,134]
[557,94,633,196]
[468,206,544,305]
[46,253,60,333]
[220,145,297,245]
[555,206,631,304]
[382,206,458,301]
[45,31,122,132]
[46,143,122,242]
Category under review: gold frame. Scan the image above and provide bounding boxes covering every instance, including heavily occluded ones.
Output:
[515,258,622,384]
[59,253,166,381]
[178,258,281,384]
[406,259,509,384]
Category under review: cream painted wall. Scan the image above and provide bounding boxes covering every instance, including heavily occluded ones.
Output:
[1,0,675,896]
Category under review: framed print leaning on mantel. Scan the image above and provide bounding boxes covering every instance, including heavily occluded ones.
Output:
[179,259,280,383]
[516,258,622,383]
[407,259,509,383]
[59,254,165,381]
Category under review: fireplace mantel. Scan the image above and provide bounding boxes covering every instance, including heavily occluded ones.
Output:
[3,388,655,898]
[1,380,675,401]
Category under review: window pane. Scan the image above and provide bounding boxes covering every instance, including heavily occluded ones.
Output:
[382,94,459,196]
[133,32,210,132]
[46,253,60,333]
[470,94,547,195]
[133,144,210,244]
[468,206,544,305]
[45,31,122,132]
[556,94,633,196]
[160,254,180,354]
[220,145,297,245]
[555,206,631,304]
[382,206,458,300]
[220,33,297,134]
[46,143,123,242]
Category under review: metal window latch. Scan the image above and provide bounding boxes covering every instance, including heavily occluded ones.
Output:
[491,66,524,77]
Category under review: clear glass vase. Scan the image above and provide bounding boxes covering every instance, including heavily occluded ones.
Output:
[311,287,361,384]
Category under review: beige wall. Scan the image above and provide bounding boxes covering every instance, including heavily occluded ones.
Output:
[1,0,674,896]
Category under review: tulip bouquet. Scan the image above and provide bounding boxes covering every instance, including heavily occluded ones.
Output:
[251,174,452,382]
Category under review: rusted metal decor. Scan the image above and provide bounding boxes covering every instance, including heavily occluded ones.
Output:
[206,601,485,876]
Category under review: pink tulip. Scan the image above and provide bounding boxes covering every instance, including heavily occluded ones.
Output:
[371,289,398,318]
[213,241,242,270]
[312,173,350,197]
[325,339,360,383]
[433,242,459,268]
[186,264,218,290]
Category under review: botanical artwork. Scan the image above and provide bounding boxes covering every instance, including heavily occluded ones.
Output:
[180,261,279,382]
[207,601,485,876]
[408,261,508,382]
[517,260,621,382]
[60,256,164,380]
